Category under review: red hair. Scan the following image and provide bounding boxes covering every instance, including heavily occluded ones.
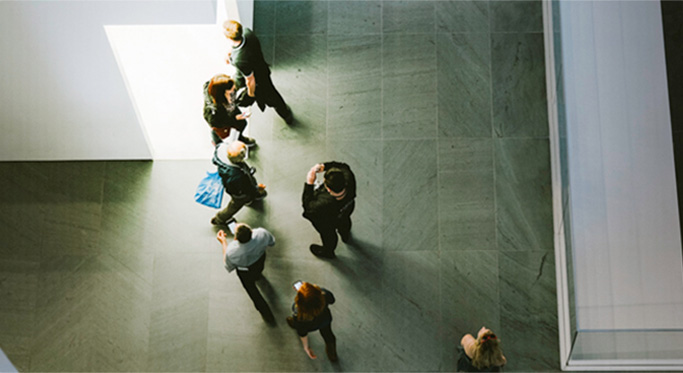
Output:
[295,282,326,321]
[208,74,235,105]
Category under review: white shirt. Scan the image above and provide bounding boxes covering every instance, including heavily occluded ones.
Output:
[224,228,275,272]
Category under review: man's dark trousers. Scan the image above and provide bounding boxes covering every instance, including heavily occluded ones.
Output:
[236,253,270,315]
[311,208,353,252]
[255,76,289,119]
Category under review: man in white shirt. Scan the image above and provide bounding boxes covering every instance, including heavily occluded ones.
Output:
[217,223,276,323]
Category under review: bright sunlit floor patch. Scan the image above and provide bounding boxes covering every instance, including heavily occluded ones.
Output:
[105,24,239,160]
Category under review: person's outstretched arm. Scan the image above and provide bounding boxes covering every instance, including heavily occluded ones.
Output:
[299,335,316,359]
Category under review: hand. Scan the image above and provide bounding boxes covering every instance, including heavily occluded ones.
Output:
[305,347,317,360]
[308,163,324,174]
[217,230,227,244]
[225,51,232,65]
[306,165,319,185]
[258,183,266,190]
[236,111,251,121]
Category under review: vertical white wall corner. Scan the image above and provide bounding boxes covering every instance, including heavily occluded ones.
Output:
[216,0,253,29]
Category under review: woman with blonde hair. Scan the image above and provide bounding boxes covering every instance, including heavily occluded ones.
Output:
[286,281,338,362]
[458,326,507,372]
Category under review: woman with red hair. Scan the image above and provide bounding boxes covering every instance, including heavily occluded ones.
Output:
[458,326,507,372]
[202,73,255,146]
[286,282,338,362]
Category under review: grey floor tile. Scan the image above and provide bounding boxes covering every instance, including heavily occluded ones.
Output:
[383,72,437,139]
[380,251,442,372]
[328,35,382,140]
[329,1,381,35]
[439,139,495,251]
[88,253,153,371]
[383,140,438,251]
[439,137,493,173]
[436,0,489,33]
[35,163,105,256]
[328,34,382,78]
[383,1,435,34]
[490,0,543,33]
[275,1,328,35]
[0,164,44,261]
[31,278,95,372]
[253,0,276,36]
[383,33,436,76]
[440,250,500,371]
[499,250,559,371]
[0,259,37,372]
[273,35,328,141]
[492,32,548,138]
[146,253,211,372]
[99,161,154,256]
[383,33,437,139]
[437,32,492,138]
[439,169,495,251]
[495,138,553,252]
[328,76,382,140]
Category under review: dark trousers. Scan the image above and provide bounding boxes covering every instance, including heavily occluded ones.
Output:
[236,253,270,314]
[215,186,266,223]
[256,75,289,119]
[319,324,337,359]
[215,194,251,223]
[311,213,352,252]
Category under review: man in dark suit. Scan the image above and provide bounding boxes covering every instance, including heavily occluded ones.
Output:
[223,20,293,124]
[302,162,356,258]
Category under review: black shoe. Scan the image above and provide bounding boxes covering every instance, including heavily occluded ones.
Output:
[260,307,275,324]
[211,217,235,227]
[239,136,257,148]
[326,343,339,362]
[310,244,335,258]
[282,106,294,125]
[339,230,351,243]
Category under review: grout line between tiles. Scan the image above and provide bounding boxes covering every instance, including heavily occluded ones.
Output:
[326,0,330,147]
[488,0,503,334]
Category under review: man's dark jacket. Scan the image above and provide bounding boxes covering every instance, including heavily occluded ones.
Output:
[302,161,356,224]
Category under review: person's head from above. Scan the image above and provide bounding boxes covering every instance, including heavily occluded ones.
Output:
[223,20,243,45]
[234,223,252,243]
[324,168,346,197]
[473,327,505,369]
[226,141,247,163]
[208,74,235,105]
[295,282,326,321]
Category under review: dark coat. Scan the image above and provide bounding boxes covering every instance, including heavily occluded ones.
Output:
[302,161,356,224]
[202,81,247,137]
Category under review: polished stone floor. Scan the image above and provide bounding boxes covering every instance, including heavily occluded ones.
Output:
[0,1,558,371]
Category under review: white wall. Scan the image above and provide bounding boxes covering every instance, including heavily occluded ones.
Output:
[560,0,683,330]
[0,1,215,161]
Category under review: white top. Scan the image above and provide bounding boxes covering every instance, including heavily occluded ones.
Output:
[224,228,275,272]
